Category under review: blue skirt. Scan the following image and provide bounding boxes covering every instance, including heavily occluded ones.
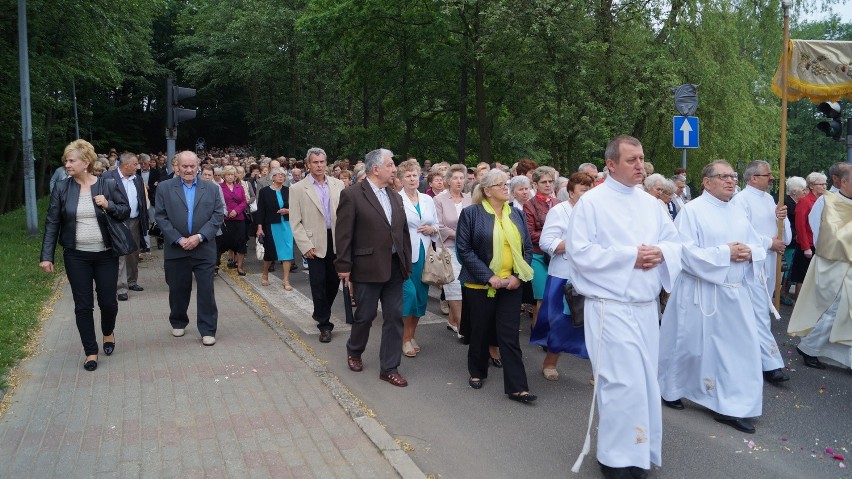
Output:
[402,243,428,317]
[531,253,548,300]
[529,275,589,359]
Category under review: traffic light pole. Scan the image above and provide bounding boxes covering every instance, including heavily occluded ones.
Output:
[166,127,177,175]
[847,119,852,164]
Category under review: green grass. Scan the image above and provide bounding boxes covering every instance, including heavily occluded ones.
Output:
[0,197,61,389]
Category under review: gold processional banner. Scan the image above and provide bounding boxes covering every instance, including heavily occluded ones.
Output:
[772,39,852,102]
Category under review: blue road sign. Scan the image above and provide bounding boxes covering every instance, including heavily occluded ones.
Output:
[673,116,699,149]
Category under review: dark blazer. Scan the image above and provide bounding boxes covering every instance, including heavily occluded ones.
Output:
[138,167,161,207]
[334,179,412,283]
[456,203,533,285]
[108,169,149,238]
[40,176,130,262]
[255,185,291,261]
[154,176,225,260]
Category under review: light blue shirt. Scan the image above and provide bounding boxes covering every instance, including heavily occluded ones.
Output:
[120,174,139,219]
[182,177,198,235]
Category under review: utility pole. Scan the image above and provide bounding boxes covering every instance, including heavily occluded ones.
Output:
[18,0,38,236]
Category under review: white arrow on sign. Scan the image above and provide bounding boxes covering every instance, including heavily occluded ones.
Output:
[679,119,692,146]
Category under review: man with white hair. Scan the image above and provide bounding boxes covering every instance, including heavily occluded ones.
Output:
[730,160,791,383]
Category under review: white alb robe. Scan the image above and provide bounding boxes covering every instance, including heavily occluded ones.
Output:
[730,185,791,371]
[659,192,766,418]
[566,176,682,470]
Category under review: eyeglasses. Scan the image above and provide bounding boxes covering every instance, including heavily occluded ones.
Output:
[488,182,509,189]
[752,174,772,178]
[812,183,827,186]
[709,174,738,182]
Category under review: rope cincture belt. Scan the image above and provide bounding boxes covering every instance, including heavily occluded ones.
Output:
[571,296,655,474]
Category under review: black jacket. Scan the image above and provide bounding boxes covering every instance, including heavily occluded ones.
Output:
[40,176,130,262]
[455,203,533,286]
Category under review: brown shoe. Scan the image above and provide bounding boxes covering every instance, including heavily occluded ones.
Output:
[379,371,408,387]
[347,355,363,372]
[319,330,332,343]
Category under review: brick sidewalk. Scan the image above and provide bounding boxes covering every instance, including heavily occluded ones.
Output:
[0,249,413,478]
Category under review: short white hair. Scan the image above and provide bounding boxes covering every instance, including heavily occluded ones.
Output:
[806,172,827,186]
[643,173,666,191]
[786,176,807,196]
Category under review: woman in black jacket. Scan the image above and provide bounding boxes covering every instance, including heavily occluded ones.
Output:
[456,169,536,403]
[39,140,129,371]
[254,167,294,289]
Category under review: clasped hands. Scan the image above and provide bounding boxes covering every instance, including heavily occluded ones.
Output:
[178,235,202,250]
[728,242,752,262]
[634,245,663,271]
[488,274,521,290]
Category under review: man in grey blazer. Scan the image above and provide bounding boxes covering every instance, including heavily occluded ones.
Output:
[335,148,412,387]
[155,151,225,346]
[109,152,149,300]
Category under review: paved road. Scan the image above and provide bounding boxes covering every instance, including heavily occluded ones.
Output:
[243,244,851,479]
[0,250,413,478]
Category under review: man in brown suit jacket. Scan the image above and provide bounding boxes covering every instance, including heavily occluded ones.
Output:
[335,148,412,387]
[289,147,345,343]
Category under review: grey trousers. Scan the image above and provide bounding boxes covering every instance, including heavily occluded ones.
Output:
[117,216,141,294]
[346,255,405,375]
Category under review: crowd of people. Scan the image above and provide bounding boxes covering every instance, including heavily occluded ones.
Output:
[40,137,851,479]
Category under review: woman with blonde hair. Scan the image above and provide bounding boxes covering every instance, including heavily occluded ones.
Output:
[40,140,129,371]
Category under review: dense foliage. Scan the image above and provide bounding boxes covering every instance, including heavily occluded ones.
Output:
[0,0,849,213]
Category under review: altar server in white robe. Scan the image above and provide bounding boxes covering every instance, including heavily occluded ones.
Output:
[659,160,766,435]
[790,163,852,370]
[729,160,791,383]
[566,135,682,479]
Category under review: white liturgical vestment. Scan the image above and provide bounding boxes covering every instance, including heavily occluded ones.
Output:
[659,192,766,418]
[730,185,791,371]
[566,176,682,470]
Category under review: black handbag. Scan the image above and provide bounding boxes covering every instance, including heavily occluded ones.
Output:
[96,177,136,257]
[563,282,585,328]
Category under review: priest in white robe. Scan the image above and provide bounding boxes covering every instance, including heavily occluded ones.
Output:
[659,160,766,435]
[790,163,852,370]
[729,160,791,383]
[566,136,682,479]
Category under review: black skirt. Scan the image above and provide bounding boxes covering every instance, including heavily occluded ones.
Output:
[221,220,247,254]
[789,246,811,284]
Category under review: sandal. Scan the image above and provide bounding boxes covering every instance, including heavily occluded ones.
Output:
[283,281,293,291]
[403,341,417,357]
[543,367,559,381]
[261,274,269,286]
[410,339,421,353]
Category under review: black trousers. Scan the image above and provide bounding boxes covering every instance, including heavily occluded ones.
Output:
[164,255,218,336]
[63,249,119,356]
[463,286,529,394]
[347,255,404,375]
[307,230,340,332]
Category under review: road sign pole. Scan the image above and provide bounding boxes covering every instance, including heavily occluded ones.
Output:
[681,149,687,170]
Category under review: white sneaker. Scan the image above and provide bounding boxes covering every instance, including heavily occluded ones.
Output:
[202,336,216,346]
[302,258,308,269]
[440,300,449,315]
[172,328,185,337]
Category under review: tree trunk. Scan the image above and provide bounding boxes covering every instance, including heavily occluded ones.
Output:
[474,57,491,165]
[457,62,468,164]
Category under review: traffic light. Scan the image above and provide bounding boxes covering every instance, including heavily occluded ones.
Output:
[166,78,196,129]
[816,101,843,141]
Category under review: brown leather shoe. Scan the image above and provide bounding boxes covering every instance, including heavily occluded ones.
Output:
[347,355,363,372]
[379,372,408,387]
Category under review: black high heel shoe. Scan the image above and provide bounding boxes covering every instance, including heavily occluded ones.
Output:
[103,335,115,356]
[489,357,503,368]
[83,357,98,371]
